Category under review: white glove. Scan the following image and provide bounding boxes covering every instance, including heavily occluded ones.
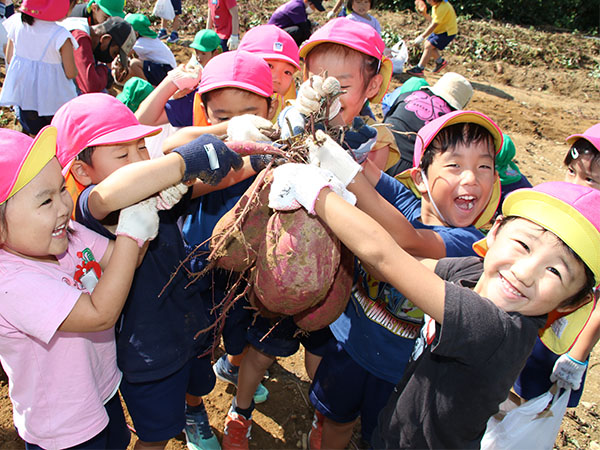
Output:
[268,163,356,214]
[308,130,362,186]
[278,105,307,139]
[227,34,240,50]
[116,197,160,247]
[413,35,424,45]
[227,114,274,142]
[294,75,342,120]
[550,353,588,391]
[167,65,202,90]
[326,10,335,19]
[156,183,189,210]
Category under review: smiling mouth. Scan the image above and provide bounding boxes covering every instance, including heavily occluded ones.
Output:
[455,195,477,211]
[52,224,67,238]
[500,274,526,298]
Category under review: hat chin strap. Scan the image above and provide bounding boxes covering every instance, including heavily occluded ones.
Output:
[420,170,448,225]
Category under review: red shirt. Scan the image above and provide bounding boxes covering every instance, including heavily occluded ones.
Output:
[71,29,110,93]
[208,0,237,39]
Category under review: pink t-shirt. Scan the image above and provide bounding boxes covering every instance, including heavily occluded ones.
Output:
[0,221,120,450]
[208,0,237,39]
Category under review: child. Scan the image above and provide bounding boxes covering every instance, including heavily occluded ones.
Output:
[269,156,600,448]
[346,0,381,35]
[0,126,159,449]
[406,0,457,75]
[52,93,249,450]
[513,122,600,410]
[207,0,239,51]
[70,0,125,26]
[305,110,502,449]
[496,133,532,210]
[238,24,300,101]
[268,0,325,47]
[0,0,77,135]
[287,17,400,171]
[157,0,182,43]
[188,29,222,69]
[124,13,177,86]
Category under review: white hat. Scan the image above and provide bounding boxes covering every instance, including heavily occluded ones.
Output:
[429,72,473,110]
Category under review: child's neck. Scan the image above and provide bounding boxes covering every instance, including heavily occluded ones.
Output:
[352,11,370,19]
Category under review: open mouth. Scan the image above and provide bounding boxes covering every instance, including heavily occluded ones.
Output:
[52,224,67,238]
[455,195,477,211]
[500,274,526,299]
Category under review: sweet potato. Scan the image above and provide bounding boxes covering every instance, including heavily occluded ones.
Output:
[227,141,285,157]
[210,170,273,272]
[293,245,353,331]
[254,208,341,315]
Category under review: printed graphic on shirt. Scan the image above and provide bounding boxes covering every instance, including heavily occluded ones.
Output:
[351,263,424,339]
[73,248,101,292]
[411,314,436,361]
[403,90,452,122]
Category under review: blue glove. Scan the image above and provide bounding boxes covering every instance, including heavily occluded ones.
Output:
[173,134,243,185]
[278,105,306,139]
[341,117,378,164]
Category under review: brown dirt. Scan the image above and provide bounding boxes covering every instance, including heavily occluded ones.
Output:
[0,1,599,449]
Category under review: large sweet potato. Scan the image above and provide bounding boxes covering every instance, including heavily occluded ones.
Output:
[210,170,273,272]
[293,245,353,331]
[254,208,341,315]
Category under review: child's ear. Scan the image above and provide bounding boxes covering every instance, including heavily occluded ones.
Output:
[410,167,428,196]
[99,34,112,49]
[556,292,595,314]
[70,161,93,187]
[365,73,383,100]
[267,97,279,121]
[484,216,505,249]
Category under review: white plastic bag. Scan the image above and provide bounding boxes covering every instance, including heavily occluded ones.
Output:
[481,387,570,450]
[389,40,408,74]
[153,0,175,21]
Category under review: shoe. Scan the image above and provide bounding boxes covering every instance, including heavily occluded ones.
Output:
[157,28,168,40]
[184,404,221,450]
[222,408,252,450]
[166,31,179,44]
[213,355,270,404]
[405,65,424,76]
[308,410,325,450]
[433,59,448,73]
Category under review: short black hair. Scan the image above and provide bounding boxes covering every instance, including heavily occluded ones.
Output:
[76,146,96,166]
[563,138,600,168]
[419,122,495,174]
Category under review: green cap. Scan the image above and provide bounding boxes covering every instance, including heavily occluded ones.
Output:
[400,76,429,94]
[496,134,524,185]
[125,13,157,38]
[190,29,221,52]
[116,77,154,112]
[87,0,125,18]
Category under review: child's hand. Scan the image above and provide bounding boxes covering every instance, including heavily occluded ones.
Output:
[415,0,427,14]
[173,134,244,185]
[295,75,342,120]
[156,183,189,210]
[342,118,378,164]
[550,353,588,391]
[116,197,160,247]
[227,114,275,142]
[268,163,356,214]
[167,64,202,91]
[308,130,362,186]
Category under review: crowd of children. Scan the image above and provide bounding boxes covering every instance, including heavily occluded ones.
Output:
[0,1,599,450]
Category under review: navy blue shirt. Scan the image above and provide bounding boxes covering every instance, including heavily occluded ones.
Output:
[76,186,212,383]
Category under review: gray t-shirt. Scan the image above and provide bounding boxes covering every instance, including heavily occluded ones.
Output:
[372,256,547,449]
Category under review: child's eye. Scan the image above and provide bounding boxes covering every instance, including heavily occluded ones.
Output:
[138,145,148,152]
[547,266,562,279]
[515,240,529,251]
[567,167,575,175]
[40,198,52,207]
[586,177,597,185]
[116,154,128,159]
[479,164,493,170]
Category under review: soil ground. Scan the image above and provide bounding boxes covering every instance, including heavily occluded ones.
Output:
[0,1,599,449]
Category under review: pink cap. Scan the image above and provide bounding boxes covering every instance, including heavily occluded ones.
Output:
[20,0,69,21]
[0,126,57,204]
[566,123,600,152]
[299,18,392,104]
[51,93,161,175]
[238,25,300,70]
[413,110,503,167]
[197,50,273,98]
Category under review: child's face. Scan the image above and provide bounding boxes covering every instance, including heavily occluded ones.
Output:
[267,59,296,96]
[195,49,216,68]
[205,88,270,124]
[79,139,150,185]
[476,217,589,316]
[306,51,381,125]
[413,139,495,228]
[2,158,73,262]
[564,154,600,190]
[351,0,371,17]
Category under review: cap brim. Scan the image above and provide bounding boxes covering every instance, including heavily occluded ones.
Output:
[7,126,57,201]
[371,57,392,104]
[197,80,271,99]
[119,48,129,67]
[99,5,126,18]
[259,53,300,70]
[87,123,161,148]
[566,132,600,151]
[429,85,461,110]
[430,111,504,154]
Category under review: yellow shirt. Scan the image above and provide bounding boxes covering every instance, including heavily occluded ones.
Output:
[432,1,457,36]
[364,115,400,172]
